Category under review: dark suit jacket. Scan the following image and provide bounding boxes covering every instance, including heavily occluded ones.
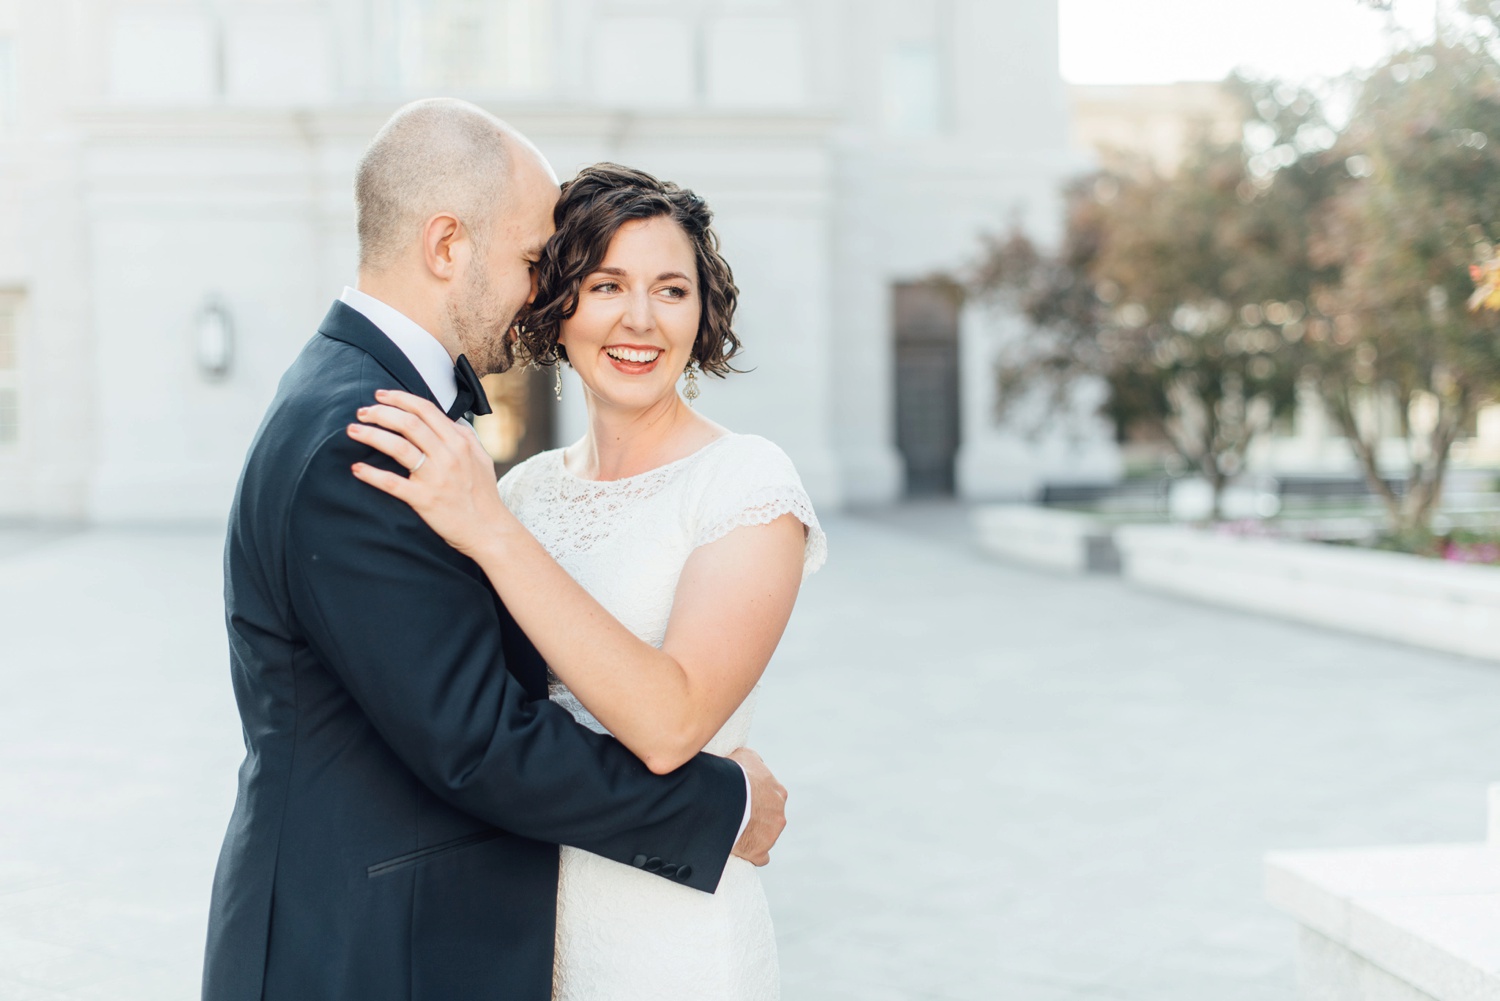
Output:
[203,301,746,1001]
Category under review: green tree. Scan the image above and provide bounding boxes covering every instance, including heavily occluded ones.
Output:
[979,13,1500,537]
[1307,31,1500,539]
[973,79,1329,518]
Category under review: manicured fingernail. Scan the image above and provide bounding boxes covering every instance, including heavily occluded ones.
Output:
[375,389,391,398]
[357,407,369,417]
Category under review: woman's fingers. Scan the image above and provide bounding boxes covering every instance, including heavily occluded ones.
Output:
[351,462,419,503]
[356,402,448,460]
[464,428,497,467]
[347,422,428,472]
[373,389,463,441]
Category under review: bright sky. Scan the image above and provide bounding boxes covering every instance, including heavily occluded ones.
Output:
[1059,0,1443,85]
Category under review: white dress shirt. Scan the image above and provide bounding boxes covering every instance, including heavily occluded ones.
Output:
[335,287,756,847]
[340,286,459,413]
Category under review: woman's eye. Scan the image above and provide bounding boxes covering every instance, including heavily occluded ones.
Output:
[660,286,688,299]
[590,281,619,293]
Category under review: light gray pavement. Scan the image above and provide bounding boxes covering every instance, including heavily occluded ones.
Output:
[3,510,1500,999]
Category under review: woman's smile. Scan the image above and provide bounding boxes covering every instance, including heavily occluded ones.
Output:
[603,344,664,374]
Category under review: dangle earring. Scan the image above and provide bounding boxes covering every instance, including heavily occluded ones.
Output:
[682,362,701,406]
[553,361,563,401]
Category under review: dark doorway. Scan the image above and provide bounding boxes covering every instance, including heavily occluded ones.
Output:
[893,280,961,496]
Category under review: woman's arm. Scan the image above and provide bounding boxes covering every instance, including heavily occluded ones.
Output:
[470,506,805,774]
[348,390,807,775]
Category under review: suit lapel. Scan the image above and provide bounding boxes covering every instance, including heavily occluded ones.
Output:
[316,300,443,410]
[315,299,549,687]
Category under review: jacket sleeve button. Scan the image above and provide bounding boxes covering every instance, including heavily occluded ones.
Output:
[644,857,663,872]
[659,863,678,877]
[676,865,693,880]
[631,855,648,869]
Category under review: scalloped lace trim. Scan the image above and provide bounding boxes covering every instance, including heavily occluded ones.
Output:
[695,488,828,580]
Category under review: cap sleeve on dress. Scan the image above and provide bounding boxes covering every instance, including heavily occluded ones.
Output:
[691,435,827,579]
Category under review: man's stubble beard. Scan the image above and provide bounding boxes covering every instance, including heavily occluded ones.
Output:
[447,252,523,378]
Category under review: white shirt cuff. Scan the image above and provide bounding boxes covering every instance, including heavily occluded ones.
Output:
[734,761,753,844]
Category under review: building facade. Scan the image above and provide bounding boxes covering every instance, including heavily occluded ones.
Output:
[0,0,1090,523]
[1069,81,1243,177]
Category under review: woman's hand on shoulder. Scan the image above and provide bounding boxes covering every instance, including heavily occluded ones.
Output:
[347,388,519,557]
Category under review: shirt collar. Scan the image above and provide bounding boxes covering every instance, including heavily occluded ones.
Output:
[339,286,458,413]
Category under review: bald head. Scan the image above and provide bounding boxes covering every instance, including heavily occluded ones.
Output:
[355,98,542,273]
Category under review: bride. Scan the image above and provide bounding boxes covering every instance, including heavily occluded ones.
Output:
[347,163,826,1000]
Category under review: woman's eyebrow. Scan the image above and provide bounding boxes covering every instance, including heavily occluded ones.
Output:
[590,266,692,283]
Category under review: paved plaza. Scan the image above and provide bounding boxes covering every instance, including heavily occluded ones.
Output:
[3,510,1500,999]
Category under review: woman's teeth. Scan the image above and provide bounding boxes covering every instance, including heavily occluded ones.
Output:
[605,347,661,364]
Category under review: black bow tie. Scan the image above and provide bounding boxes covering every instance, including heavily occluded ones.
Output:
[447,354,494,421]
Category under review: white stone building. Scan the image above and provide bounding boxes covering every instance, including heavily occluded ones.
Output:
[0,0,1102,523]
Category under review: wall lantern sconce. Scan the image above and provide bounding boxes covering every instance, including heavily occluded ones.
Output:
[196,296,234,380]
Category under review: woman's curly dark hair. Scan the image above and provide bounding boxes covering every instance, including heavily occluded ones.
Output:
[515,162,742,377]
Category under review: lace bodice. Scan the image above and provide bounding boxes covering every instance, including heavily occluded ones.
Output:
[498,433,826,754]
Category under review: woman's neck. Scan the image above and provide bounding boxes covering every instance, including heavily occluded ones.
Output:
[569,391,718,481]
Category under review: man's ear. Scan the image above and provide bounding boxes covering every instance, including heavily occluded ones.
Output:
[421,213,465,281]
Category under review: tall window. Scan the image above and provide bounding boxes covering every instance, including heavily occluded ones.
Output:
[881,3,950,137]
[0,293,21,448]
[381,0,554,95]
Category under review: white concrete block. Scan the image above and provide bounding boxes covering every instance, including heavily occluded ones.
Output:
[1116,526,1500,662]
[1297,927,1442,1001]
[1350,893,1500,1001]
[971,504,1117,574]
[1265,852,1353,945]
[1267,844,1500,1001]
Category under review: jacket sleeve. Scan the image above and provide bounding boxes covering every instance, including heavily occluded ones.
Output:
[283,429,745,893]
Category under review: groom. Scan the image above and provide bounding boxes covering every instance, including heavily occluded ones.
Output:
[203,99,787,1001]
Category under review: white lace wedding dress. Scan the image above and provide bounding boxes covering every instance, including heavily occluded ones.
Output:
[498,432,826,1001]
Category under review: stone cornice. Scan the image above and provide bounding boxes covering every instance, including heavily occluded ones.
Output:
[67,104,842,146]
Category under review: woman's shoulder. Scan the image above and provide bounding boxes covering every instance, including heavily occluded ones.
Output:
[680,432,808,506]
[687,432,826,575]
[499,446,565,483]
[497,446,565,504]
[694,432,800,479]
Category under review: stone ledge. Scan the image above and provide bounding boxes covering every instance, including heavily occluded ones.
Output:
[1267,844,1500,1001]
[1296,926,1451,1001]
[971,504,1119,574]
[1115,525,1500,661]
[1268,787,1500,1000]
